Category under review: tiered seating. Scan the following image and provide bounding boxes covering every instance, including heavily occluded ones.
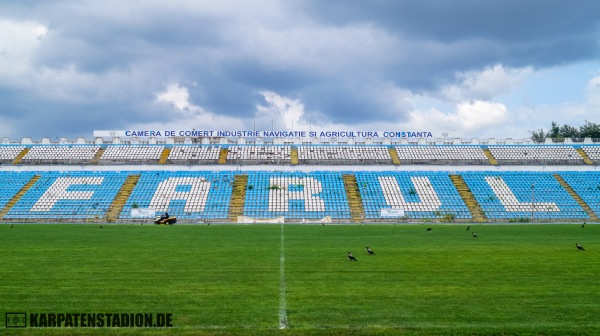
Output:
[394,146,488,164]
[559,172,600,218]
[121,171,235,220]
[1,143,597,166]
[355,172,470,220]
[461,172,587,220]
[1,169,598,223]
[488,146,583,165]
[5,171,129,219]
[99,145,164,164]
[0,145,25,163]
[226,146,291,164]
[0,146,25,163]
[167,145,221,164]
[581,146,600,164]
[244,172,351,219]
[21,145,100,164]
[0,172,36,209]
[297,146,391,164]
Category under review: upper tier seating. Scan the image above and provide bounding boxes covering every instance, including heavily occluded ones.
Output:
[21,145,100,164]
[461,172,588,220]
[226,146,291,164]
[99,145,164,164]
[297,146,391,164]
[0,145,26,163]
[394,146,488,164]
[167,145,221,164]
[581,146,600,164]
[488,146,583,165]
[0,144,598,166]
[355,172,471,220]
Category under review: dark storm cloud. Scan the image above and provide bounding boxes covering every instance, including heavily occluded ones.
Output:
[301,0,600,45]
[0,0,599,137]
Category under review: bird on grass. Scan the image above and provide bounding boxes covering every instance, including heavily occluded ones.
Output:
[366,247,375,255]
[582,222,585,228]
[348,252,358,261]
[99,224,103,229]
[576,243,585,251]
[10,224,13,228]
[472,232,478,238]
[426,227,432,231]
[466,226,470,231]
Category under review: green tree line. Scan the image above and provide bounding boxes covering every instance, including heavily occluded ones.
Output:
[530,120,600,142]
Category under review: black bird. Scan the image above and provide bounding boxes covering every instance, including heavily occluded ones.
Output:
[426,227,432,231]
[472,232,478,238]
[99,225,103,229]
[10,224,13,228]
[582,222,586,228]
[366,247,375,255]
[348,252,358,261]
[466,226,470,231]
[576,243,585,251]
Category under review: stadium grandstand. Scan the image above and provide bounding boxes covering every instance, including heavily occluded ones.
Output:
[0,133,599,224]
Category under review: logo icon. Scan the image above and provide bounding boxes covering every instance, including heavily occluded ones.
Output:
[5,313,27,328]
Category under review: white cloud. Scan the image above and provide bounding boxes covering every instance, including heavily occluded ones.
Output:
[586,74,600,108]
[406,100,510,136]
[0,19,48,85]
[155,84,193,111]
[256,91,305,131]
[441,64,531,101]
[147,83,247,132]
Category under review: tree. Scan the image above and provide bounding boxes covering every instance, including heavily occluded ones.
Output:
[530,121,600,142]
[580,120,600,138]
[530,128,546,143]
[559,124,580,139]
[548,121,561,139]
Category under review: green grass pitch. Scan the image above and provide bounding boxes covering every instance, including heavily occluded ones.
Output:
[1,223,599,335]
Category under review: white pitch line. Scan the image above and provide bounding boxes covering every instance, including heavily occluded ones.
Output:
[279,223,288,329]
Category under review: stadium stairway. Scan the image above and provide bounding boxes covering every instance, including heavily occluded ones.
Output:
[388,147,401,165]
[13,147,30,164]
[576,148,593,165]
[219,148,228,164]
[553,174,598,221]
[449,174,486,222]
[158,148,171,164]
[343,174,365,222]
[92,147,105,164]
[105,174,141,222]
[482,148,498,165]
[228,174,248,222]
[0,175,40,220]
[290,147,299,165]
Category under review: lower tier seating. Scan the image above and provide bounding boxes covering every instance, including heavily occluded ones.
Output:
[461,172,588,220]
[0,170,596,221]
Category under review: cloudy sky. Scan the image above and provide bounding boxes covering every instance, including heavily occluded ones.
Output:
[1,0,599,140]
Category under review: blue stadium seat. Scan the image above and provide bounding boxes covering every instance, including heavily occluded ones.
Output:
[355,172,471,220]
[244,171,351,219]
